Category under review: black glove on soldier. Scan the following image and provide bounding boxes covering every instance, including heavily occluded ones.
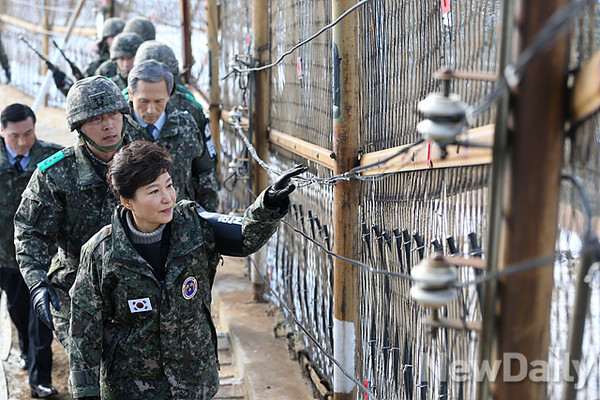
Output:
[264,164,308,210]
[52,70,73,95]
[30,281,61,331]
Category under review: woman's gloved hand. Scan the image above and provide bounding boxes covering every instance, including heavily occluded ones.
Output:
[264,164,308,210]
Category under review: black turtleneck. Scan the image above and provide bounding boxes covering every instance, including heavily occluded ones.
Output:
[119,209,171,281]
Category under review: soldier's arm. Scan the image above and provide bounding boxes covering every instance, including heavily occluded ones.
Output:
[69,242,103,398]
[14,168,65,288]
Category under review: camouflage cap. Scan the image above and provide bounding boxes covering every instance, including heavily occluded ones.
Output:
[110,32,144,59]
[122,17,156,42]
[133,40,179,76]
[102,17,126,39]
[66,76,129,131]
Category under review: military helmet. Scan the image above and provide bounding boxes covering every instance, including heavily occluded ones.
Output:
[134,41,179,76]
[122,17,156,42]
[102,17,126,39]
[66,76,129,131]
[110,32,144,60]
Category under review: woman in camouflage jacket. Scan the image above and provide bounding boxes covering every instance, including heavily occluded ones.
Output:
[68,141,306,399]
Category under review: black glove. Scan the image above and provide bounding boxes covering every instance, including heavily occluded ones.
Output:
[52,70,66,87]
[52,70,73,95]
[5,68,10,83]
[30,281,61,331]
[264,164,308,209]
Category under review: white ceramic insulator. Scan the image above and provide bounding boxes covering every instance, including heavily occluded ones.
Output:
[416,119,466,143]
[410,286,458,308]
[411,257,457,289]
[417,93,468,120]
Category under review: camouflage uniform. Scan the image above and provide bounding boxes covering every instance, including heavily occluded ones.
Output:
[94,16,154,78]
[13,138,125,347]
[69,192,285,399]
[106,32,143,90]
[133,41,220,210]
[84,18,125,77]
[122,17,156,42]
[15,76,130,348]
[124,103,218,211]
[0,138,62,271]
[94,59,117,79]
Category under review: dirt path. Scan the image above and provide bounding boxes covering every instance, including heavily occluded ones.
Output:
[1,84,72,398]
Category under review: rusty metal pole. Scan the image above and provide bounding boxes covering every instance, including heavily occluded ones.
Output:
[180,0,193,83]
[249,0,271,301]
[206,0,222,167]
[489,0,569,399]
[332,0,360,398]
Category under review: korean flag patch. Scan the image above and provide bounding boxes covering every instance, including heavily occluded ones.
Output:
[128,297,153,313]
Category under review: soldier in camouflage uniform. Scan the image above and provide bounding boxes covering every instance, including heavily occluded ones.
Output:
[123,16,156,42]
[133,41,220,211]
[14,77,131,350]
[94,17,156,78]
[68,141,306,399]
[84,17,125,77]
[125,60,218,211]
[105,32,143,90]
[0,31,10,83]
[1,104,61,398]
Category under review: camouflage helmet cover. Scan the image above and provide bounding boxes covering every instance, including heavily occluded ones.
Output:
[66,76,129,131]
[102,17,126,39]
[110,32,144,59]
[122,17,156,42]
[134,40,179,75]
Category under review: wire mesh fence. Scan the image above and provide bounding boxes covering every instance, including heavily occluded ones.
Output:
[1,0,600,399]
[218,0,600,399]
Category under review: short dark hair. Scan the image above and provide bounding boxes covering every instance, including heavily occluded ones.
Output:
[1,104,36,128]
[108,141,173,199]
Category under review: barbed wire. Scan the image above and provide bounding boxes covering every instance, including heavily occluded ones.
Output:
[467,0,593,122]
[238,180,589,290]
[223,0,591,125]
[248,257,378,400]
[221,0,372,81]
[228,115,426,187]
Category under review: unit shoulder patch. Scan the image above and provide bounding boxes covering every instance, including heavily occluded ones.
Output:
[37,149,69,171]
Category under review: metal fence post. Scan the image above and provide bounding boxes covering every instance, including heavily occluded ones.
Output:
[332,0,360,397]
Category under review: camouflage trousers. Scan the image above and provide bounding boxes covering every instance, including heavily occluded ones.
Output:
[50,284,71,352]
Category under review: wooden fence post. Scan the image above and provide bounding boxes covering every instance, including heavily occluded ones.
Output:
[489,0,569,399]
[332,0,360,397]
[249,0,271,300]
[180,0,193,84]
[206,0,221,167]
